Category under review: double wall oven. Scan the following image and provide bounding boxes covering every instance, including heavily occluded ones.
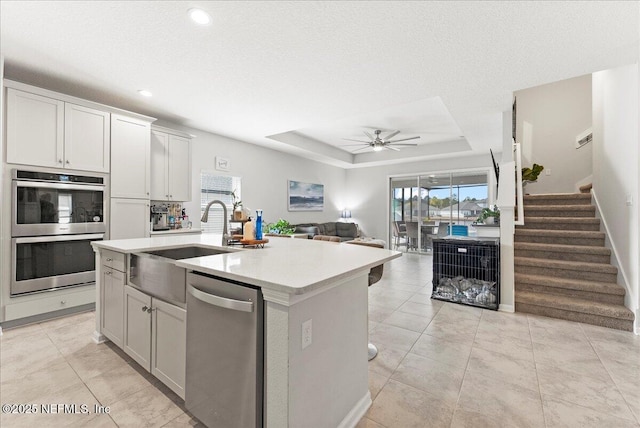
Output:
[11,170,106,296]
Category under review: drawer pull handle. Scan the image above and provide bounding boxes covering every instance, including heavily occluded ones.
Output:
[105,271,112,275]
[106,258,112,261]
[142,305,149,312]
[60,300,67,305]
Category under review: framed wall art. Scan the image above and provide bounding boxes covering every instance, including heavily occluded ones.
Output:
[288,180,324,211]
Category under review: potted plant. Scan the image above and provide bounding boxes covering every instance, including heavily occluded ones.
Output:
[521,163,544,186]
[231,190,243,220]
[266,219,295,235]
[477,205,500,225]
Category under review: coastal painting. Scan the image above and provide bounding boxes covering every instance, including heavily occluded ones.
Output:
[288,180,324,211]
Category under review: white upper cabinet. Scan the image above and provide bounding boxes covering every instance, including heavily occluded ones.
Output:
[7,89,64,169]
[64,103,110,172]
[150,127,191,202]
[111,114,151,199]
[6,88,110,172]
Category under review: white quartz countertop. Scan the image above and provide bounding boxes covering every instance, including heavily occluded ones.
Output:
[92,234,401,295]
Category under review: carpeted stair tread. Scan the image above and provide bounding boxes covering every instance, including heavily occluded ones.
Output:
[579,183,593,193]
[514,242,611,256]
[523,205,596,217]
[523,193,592,205]
[515,256,617,274]
[516,291,634,321]
[515,273,625,296]
[515,229,605,239]
[517,217,600,231]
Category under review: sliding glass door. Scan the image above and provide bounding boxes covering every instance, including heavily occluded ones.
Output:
[390,170,490,254]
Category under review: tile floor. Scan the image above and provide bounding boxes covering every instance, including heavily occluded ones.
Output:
[0,252,638,427]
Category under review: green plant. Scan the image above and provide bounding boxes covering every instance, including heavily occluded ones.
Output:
[477,205,500,223]
[231,189,242,210]
[521,163,544,183]
[266,219,295,234]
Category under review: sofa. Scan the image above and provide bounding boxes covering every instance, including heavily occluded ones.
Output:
[293,222,359,241]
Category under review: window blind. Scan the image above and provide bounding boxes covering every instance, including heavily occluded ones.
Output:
[200,173,241,234]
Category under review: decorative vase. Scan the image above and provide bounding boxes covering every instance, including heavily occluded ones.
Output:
[233,209,243,221]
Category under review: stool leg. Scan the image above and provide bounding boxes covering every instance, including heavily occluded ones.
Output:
[368,343,378,361]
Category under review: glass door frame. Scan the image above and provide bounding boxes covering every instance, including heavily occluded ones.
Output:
[389,167,494,254]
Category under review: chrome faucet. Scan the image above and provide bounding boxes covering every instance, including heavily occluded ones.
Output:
[201,200,230,246]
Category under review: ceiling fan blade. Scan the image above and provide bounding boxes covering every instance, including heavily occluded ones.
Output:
[388,136,420,143]
[386,146,401,151]
[389,143,418,147]
[340,143,370,147]
[342,138,369,143]
[383,130,400,141]
[363,130,374,140]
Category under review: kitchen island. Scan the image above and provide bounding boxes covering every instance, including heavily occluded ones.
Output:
[92,234,400,428]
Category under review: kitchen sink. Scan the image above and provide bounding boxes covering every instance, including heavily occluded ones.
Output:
[144,246,230,260]
[129,246,230,307]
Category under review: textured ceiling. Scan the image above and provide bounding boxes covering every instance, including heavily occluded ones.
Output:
[1,1,638,168]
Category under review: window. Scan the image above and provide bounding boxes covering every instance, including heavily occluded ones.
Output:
[200,172,241,234]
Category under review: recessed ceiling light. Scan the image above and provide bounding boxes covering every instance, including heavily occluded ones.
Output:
[138,89,153,97]
[188,8,212,25]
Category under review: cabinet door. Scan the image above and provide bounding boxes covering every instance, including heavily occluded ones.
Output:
[152,298,186,399]
[6,88,64,168]
[64,103,110,172]
[150,130,169,200]
[111,114,150,199]
[124,285,152,371]
[110,198,150,240]
[101,267,124,347]
[168,135,191,202]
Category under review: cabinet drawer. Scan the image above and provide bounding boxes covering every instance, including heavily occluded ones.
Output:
[101,249,126,272]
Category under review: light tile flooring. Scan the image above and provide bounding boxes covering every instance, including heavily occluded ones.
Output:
[0,253,638,427]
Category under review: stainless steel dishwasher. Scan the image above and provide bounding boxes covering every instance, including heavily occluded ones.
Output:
[185,271,263,428]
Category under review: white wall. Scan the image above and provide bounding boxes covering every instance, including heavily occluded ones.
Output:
[345,153,495,243]
[152,120,348,230]
[592,63,639,332]
[515,74,593,194]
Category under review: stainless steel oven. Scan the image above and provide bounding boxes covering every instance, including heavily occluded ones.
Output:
[11,234,104,296]
[12,169,105,237]
[10,169,106,296]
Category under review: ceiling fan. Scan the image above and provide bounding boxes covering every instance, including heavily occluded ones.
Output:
[341,129,420,152]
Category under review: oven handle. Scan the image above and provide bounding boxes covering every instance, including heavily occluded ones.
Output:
[13,233,104,244]
[14,180,105,191]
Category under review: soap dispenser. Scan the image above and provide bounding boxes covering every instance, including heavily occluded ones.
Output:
[243,217,255,241]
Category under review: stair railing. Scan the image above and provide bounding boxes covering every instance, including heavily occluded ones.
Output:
[514,140,525,226]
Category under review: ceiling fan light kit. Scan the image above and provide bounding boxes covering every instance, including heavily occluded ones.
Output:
[341,129,420,153]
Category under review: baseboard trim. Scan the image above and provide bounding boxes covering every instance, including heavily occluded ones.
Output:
[337,391,372,428]
[499,304,515,313]
[591,189,638,334]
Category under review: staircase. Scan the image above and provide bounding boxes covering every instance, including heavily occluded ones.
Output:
[514,193,634,331]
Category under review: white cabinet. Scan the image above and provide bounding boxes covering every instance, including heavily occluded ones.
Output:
[152,298,186,398]
[64,103,110,172]
[124,285,152,370]
[6,88,110,172]
[109,198,150,240]
[110,113,154,240]
[123,285,186,399]
[150,128,191,202]
[101,250,126,347]
[111,114,151,199]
